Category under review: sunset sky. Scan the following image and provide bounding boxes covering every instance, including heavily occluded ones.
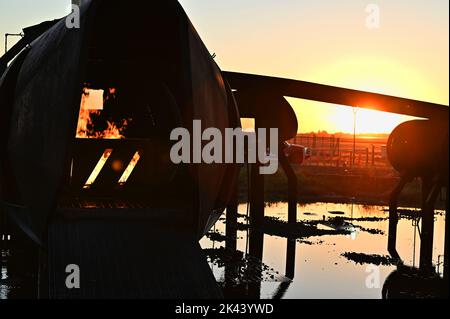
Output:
[1,0,448,133]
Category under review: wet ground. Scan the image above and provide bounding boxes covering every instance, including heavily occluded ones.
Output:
[1,201,446,299]
[200,202,446,299]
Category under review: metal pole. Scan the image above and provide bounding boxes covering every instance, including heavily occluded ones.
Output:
[278,144,298,225]
[352,107,357,166]
[285,238,296,279]
[225,182,238,252]
[249,120,265,227]
[419,177,439,273]
[388,175,410,260]
[4,33,24,54]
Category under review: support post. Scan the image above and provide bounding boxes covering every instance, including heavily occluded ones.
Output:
[225,182,238,252]
[388,175,410,260]
[285,238,296,279]
[247,226,264,299]
[224,184,238,295]
[250,163,264,227]
[278,144,298,224]
[419,177,440,274]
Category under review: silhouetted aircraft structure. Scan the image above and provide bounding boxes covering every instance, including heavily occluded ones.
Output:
[0,0,448,298]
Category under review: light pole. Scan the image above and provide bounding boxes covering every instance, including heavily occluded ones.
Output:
[352,107,358,167]
[4,32,24,54]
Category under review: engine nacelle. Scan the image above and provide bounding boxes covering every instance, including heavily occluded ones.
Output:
[387,120,448,179]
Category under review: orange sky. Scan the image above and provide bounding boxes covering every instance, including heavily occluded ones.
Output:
[1,1,448,134]
[180,0,449,134]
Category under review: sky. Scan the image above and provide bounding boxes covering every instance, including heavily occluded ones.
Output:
[1,0,448,134]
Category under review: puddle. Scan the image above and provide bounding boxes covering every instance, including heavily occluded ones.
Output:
[1,201,445,299]
[200,201,446,299]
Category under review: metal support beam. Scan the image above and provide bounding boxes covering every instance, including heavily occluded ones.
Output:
[1,20,58,76]
[224,173,240,294]
[225,182,238,252]
[247,227,264,299]
[419,177,440,273]
[285,238,296,279]
[278,144,298,224]
[271,238,296,299]
[224,71,449,120]
[249,163,264,227]
[4,33,23,54]
[388,175,410,260]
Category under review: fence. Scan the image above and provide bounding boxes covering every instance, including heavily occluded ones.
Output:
[290,134,391,168]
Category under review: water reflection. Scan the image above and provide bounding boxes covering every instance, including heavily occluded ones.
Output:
[1,201,446,299]
[382,264,446,298]
[200,202,446,299]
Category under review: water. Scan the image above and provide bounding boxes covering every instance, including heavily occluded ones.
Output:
[1,201,445,299]
[200,202,446,299]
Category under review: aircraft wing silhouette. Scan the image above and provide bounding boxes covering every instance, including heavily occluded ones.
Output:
[223,71,449,120]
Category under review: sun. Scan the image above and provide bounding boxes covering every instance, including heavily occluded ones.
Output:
[287,56,439,134]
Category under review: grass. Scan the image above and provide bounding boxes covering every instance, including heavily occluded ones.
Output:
[236,165,445,210]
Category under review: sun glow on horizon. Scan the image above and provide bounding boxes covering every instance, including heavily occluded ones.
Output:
[285,56,441,134]
[177,0,448,135]
[287,97,420,134]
